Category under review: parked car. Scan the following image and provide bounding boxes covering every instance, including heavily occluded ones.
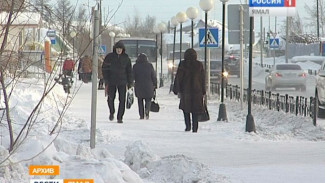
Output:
[265,63,306,91]
[201,60,228,86]
[167,51,184,76]
[315,61,325,118]
[225,55,240,77]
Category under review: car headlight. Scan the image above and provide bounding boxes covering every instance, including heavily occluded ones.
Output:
[223,71,229,78]
[168,63,174,69]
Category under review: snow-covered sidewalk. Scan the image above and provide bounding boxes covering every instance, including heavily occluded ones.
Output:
[69,81,325,183]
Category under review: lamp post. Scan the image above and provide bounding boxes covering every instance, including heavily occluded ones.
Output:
[153,26,160,79]
[200,0,214,101]
[109,31,115,52]
[158,22,166,88]
[170,16,179,91]
[246,15,256,132]
[186,7,198,48]
[70,31,76,62]
[176,11,187,75]
[217,0,228,121]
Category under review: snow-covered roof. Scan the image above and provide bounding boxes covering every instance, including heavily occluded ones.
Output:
[0,12,42,27]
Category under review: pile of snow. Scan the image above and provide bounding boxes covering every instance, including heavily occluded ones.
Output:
[0,78,143,183]
[125,141,230,183]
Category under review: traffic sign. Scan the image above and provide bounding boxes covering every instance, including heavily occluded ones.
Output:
[50,37,56,45]
[47,30,56,38]
[98,45,106,55]
[269,38,279,49]
[199,28,218,48]
[228,4,250,44]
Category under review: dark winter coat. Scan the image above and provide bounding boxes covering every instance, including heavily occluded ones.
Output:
[173,48,206,113]
[133,53,157,99]
[102,41,133,86]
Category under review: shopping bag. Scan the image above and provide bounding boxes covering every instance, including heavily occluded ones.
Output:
[198,102,209,122]
[150,90,160,112]
[150,100,160,112]
[126,88,134,109]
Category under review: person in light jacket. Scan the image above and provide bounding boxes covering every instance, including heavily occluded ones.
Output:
[173,48,206,133]
[133,53,157,119]
[81,55,92,83]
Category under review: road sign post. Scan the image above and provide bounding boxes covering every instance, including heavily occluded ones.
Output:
[199,27,218,98]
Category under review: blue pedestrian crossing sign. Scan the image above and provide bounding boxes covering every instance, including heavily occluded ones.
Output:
[269,38,279,49]
[98,45,106,55]
[199,28,218,48]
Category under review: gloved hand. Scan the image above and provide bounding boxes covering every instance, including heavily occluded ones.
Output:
[127,83,133,89]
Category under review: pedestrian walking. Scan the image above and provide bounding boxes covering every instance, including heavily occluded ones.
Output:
[133,53,157,120]
[62,58,74,77]
[98,56,104,90]
[173,48,206,133]
[102,41,133,123]
[81,55,92,83]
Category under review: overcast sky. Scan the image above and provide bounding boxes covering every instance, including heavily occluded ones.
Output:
[70,0,313,33]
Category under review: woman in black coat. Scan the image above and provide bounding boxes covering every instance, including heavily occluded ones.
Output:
[133,53,157,119]
[173,48,206,132]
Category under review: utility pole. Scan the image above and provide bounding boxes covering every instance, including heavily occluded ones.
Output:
[285,17,289,63]
[240,5,244,110]
[90,9,99,149]
[260,17,264,67]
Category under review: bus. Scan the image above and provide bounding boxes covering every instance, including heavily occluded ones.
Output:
[115,37,157,63]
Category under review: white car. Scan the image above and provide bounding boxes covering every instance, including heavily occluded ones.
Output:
[315,61,325,118]
[265,63,307,91]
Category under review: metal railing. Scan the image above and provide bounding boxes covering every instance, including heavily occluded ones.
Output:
[211,83,317,125]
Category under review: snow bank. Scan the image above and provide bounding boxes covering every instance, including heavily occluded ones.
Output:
[124,141,231,183]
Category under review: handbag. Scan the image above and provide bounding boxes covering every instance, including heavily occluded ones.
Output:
[197,100,210,122]
[126,88,134,109]
[150,90,160,112]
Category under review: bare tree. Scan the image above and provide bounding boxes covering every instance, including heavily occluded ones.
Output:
[0,1,125,168]
[31,0,52,24]
[0,0,82,160]
[305,1,324,36]
[124,13,156,38]
[54,0,74,37]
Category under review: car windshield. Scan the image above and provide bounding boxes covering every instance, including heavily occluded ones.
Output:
[210,61,222,70]
[168,52,184,60]
[201,61,222,70]
[276,64,301,70]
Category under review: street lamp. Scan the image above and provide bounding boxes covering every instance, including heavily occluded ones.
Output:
[186,7,198,48]
[246,13,256,132]
[109,31,115,52]
[70,31,76,62]
[158,22,166,88]
[170,16,179,92]
[217,0,228,122]
[153,26,160,79]
[176,11,187,74]
[199,0,213,100]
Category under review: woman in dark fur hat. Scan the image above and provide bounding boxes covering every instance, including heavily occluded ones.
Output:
[173,48,206,133]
